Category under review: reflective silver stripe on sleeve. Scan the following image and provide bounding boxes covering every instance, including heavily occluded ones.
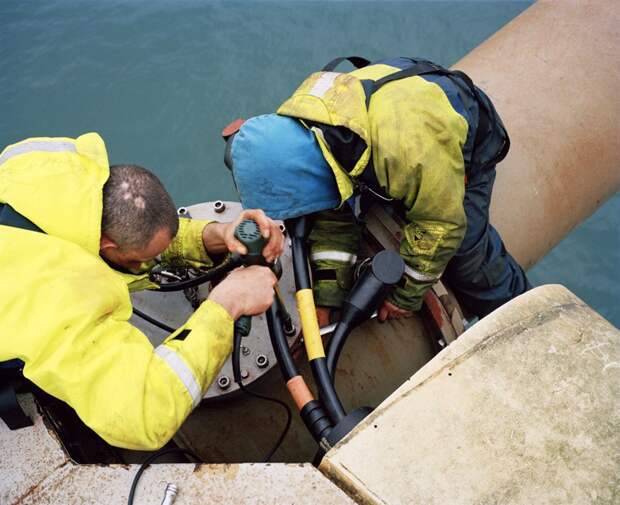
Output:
[404,265,441,283]
[155,345,202,408]
[310,251,358,264]
[309,72,340,98]
[0,140,76,166]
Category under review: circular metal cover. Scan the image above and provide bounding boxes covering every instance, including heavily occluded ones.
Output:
[129,201,300,401]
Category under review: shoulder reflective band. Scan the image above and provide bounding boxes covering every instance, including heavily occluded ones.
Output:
[309,72,340,98]
[0,140,76,166]
[404,265,441,283]
[295,289,325,360]
[310,251,358,264]
[155,345,202,408]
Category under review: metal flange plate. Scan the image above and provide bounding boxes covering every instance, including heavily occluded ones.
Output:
[130,201,300,401]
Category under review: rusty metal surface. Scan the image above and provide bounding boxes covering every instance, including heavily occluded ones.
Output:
[130,201,301,400]
[454,0,620,269]
[321,285,620,505]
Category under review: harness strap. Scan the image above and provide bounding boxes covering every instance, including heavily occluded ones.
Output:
[321,57,510,217]
[365,59,510,170]
[322,56,370,72]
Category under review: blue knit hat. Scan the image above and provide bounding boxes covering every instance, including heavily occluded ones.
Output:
[229,114,341,220]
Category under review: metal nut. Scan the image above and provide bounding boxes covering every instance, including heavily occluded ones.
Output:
[241,345,250,356]
[241,369,250,379]
[214,200,226,213]
[255,354,269,369]
[217,375,231,389]
[283,321,296,338]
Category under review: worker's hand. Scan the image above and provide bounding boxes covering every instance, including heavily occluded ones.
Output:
[202,209,285,262]
[316,306,331,327]
[378,300,413,322]
[225,209,284,263]
[208,266,277,320]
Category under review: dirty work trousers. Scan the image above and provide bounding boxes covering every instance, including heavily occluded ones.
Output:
[444,166,531,318]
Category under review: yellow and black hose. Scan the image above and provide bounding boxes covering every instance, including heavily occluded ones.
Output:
[287,217,347,424]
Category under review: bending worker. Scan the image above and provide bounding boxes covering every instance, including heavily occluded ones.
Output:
[0,132,283,449]
[224,56,530,324]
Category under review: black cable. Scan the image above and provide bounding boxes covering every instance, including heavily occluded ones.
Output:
[132,308,176,333]
[151,254,243,292]
[265,303,298,381]
[285,217,312,291]
[286,216,348,425]
[127,447,202,505]
[237,379,292,462]
[325,322,351,378]
[311,358,346,424]
[233,330,292,462]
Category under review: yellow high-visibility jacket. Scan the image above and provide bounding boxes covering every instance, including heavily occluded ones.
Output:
[0,133,233,450]
[277,59,471,311]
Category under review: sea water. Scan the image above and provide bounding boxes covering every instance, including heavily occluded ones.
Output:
[1,0,617,325]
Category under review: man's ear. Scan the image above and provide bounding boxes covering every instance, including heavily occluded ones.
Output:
[99,233,119,252]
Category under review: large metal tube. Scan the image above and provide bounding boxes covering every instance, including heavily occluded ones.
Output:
[454,0,620,269]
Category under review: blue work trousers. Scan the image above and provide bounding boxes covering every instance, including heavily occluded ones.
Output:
[444,167,531,318]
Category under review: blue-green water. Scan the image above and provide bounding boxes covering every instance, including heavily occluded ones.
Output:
[1,0,618,326]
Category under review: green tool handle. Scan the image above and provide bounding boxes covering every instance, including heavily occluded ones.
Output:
[235,315,252,337]
[234,219,266,264]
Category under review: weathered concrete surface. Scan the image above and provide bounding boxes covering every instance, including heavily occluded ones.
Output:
[0,399,354,505]
[454,0,620,269]
[15,463,355,505]
[320,285,620,505]
[0,394,70,503]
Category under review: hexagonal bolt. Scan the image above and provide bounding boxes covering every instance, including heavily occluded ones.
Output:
[177,207,190,217]
[283,321,296,337]
[241,369,250,379]
[217,375,231,389]
[255,354,269,369]
[213,200,226,214]
[241,345,251,356]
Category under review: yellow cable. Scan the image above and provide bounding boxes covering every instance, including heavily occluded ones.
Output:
[295,289,325,360]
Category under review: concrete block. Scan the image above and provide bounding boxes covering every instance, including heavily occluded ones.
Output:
[321,285,620,505]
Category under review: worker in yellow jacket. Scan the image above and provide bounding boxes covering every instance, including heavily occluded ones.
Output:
[0,132,283,450]
[224,56,530,323]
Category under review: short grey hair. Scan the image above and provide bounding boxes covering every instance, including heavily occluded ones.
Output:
[102,164,179,250]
